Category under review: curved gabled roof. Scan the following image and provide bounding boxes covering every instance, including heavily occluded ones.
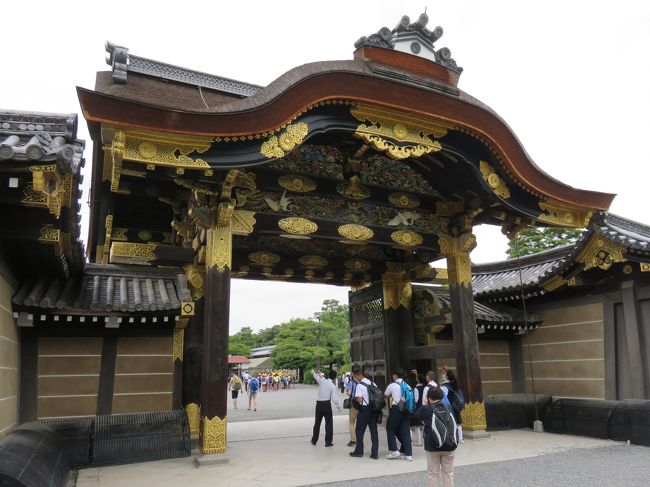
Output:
[78,43,614,212]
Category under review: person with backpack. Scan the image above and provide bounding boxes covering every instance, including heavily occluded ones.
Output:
[228,373,243,409]
[349,367,382,459]
[415,386,458,487]
[383,368,414,461]
[248,375,259,411]
[441,368,465,443]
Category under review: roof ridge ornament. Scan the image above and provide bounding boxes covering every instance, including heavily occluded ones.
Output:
[354,13,463,74]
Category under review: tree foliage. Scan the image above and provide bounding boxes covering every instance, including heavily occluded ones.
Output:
[228,299,350,375]
[506,227,583,259]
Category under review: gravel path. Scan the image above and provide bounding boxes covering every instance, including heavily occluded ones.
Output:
[310,444,650,487]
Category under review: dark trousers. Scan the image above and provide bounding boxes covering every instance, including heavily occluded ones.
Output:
[312,400,333,445]
[387,406,412,456]
[353,405,378,457]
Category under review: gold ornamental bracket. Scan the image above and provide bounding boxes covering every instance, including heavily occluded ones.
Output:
[382,269,413,310]
[38,224,64,255]
[23,165,72,219]
[260,122,309,159]
[576,234,626,271]
[101,126,215,193]
[538,198,592,229]
[438,232,477,288]
[479,161,510,199]
[351,104,450,160]
[461,401,487,431]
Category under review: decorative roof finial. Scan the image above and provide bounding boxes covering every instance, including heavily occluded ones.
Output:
[354,13,463,74]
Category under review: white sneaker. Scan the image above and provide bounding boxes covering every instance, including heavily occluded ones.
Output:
[386,451,402,460]
[403,455,413,462]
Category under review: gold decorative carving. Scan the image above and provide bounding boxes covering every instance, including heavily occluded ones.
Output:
[575,235,626,271]
[382,271,413,310]
[111,227,129,241]
[185,264,205,300]
[623,264,633,275]
[479,161,510,199]
[278,217,318,235]
[260,122,308,158]
[278,174,317,193]
[137,230,152,241]
[231,210,256,236]
[206,222,232,272]
[110,242,157,262]
[185,403,200,436]
[538,199,592,228]
[541,275,568,292]
[391,229,423,247]
[351,104,448,160]
[641,263,650,272]
[120,128,213,176]
[438,233,476,288]
[231,265,250,278]
[299,255,328,269]
[336,175,371,200]
[435,268,448,280]
[461,401,487,431]
[26,165,68,218]
[172,328,184,362]
[249,251,281,266]
[344,259,371,272]
[200,415,227,454]
[389,192,420,209]
[338,224,374,241]
[181,301,195,317]
[39,224,61,243]
[108,130,125,192]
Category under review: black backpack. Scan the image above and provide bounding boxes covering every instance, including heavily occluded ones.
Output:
[366,383,386,412]
[429,402,459,451]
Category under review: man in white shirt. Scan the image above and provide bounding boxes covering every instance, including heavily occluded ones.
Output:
[384,368,413,461]
[349,367,379,460]
[310,369,341,447]
[242,371,250,393]
[422,370,438,404]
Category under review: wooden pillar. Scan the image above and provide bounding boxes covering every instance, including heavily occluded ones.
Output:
[199,204,232,455]
[620,281,648,398]
[96,336,118,415]
[439,232,486,431]
[509,336,526,394]
[19,329,38,423]
[382,269,414,378]
[182,295,204,436]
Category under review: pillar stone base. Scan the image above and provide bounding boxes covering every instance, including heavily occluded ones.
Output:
[463,429,491,440]
[193,454,229,467]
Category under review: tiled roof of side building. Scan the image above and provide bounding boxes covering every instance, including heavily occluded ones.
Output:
[13,264,192,314]
[471,245,573,297]
[471,212,650,298]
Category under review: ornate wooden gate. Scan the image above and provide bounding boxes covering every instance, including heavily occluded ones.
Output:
[349,284,388,389]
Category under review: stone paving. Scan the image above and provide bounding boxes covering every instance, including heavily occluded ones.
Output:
[76,413,621,487]
[75,383,649,487]
[228,383,348,423]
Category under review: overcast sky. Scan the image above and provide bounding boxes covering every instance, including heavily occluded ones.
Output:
[3,1,649,332]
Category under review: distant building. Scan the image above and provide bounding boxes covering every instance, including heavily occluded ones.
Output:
[250,345,276,358]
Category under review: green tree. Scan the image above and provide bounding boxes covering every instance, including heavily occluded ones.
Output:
[255,324,282,347]
[229,326,256,356]
[506,227,583,259]
[271,299,350,373]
